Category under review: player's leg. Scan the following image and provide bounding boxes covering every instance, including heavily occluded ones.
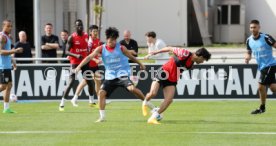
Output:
[1,70,15,113]
[251,66,276,114]
[158,85,175,114]
[269,83,276,93]
[59,73,76,111]
[2,82,15,113]
[85,78,95,104]
[142,81,160,116]
[251,66,270,114]
[127,85,144,100]
[94,71,102,95]
[96,89,107,122]
[83,65,97,106]
[147,85,175,124]
[71,79,86,107]
[91,71,102,106]
[251,83,267,114]
[95,80,115,122]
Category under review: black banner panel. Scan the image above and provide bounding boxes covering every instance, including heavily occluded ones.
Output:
[11,64,274,100]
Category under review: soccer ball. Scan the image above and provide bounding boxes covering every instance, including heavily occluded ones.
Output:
[151,107,164,121]
[9,94,18,102]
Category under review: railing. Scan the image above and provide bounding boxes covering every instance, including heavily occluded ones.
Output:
[13,56,253,65]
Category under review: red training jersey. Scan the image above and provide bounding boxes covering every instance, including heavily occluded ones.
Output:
[69,32,88,65]
[88,37,101,67]
[162,48,194,82]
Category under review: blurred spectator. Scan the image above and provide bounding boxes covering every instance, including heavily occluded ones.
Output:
[145,31,169,64]
[14,31,33,64]
[120,30,138,63]
[60,29,69,63]
[41,23,59,63]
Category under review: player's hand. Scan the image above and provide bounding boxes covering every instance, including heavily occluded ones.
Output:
[150,50,158,55]
[12,63,17,71]
[74,67,81,73]
[15,47,23,53]
[245,54,251,64]
[140,64,146,70]
[144,54,152,60]
[94,59,102,64]
[76,54,83,59]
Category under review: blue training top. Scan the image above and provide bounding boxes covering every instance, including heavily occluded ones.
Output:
[102,43,130,80]
[246,33,276,70]
[0,32,12,69]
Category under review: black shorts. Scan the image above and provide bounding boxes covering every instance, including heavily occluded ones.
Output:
[154,68,177,87]
[0,69,12,84]
[89,66,100,74]
[70,64,93,80]
[259,66,276,85]
[101,76,133,97]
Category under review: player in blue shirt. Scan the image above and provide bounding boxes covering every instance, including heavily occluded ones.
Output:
[245,20,276,114]
[75,27,155,122]
[0,20,22,113]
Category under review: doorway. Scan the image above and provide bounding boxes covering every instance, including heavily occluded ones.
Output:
[15,0,34,47]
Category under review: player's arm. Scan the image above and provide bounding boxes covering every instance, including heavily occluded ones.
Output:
[245,39,252,64]
[75,46,101,73]
[144,47,173,59]
[122,46,145,70]
[11,57,17,70]
[265,34,276,48]
[0,35,23,55]
[92,58,102,64]
[65,36,81,59]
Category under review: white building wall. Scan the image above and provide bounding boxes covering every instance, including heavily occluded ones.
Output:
[77,0,88,32]
[100,0,187,46]
[0,0,4,21]
[40,0,63,37]
[245,0,276,38]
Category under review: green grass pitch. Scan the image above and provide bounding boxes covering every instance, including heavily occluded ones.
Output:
[1,100,276,146]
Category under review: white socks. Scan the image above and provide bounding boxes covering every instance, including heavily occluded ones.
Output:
[72,94,78,102]
[89,95,94,103]
[4,102,9,110]
[149,111,159,120]
[60,98,65,107]
[99,110,105,119]
[143,99,155,109]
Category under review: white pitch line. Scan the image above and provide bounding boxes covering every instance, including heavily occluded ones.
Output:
[1,131,276,135]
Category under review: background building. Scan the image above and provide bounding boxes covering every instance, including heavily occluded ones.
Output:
[0,0,276,47]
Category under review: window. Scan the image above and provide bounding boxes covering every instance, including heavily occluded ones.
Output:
[231,5,240,24]
[217,5,228,25]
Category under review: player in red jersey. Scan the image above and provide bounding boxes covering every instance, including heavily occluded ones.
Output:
[143,47,211,124]
[71,25,102,107]
[59,19,94,111]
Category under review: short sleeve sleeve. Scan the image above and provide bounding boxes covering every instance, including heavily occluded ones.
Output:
[264,34,276,46]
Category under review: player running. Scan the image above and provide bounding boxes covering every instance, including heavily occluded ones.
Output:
[143,47,211,124]
[75,27,155,122]
[0,20,23,113]
[59,19,94,111]
[245,20,276,114]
